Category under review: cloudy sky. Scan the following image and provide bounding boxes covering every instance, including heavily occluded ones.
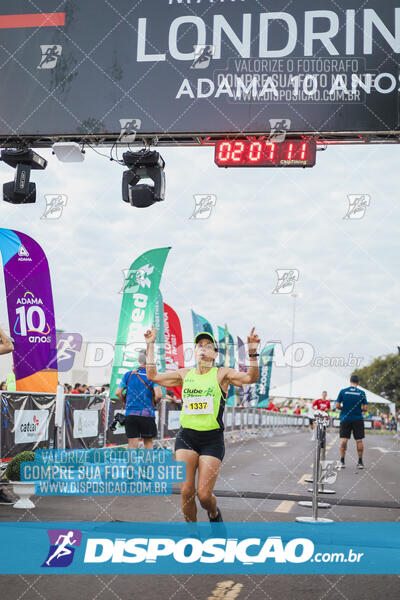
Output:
[0,141,398,389]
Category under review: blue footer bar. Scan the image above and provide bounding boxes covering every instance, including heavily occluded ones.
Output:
[0,522,398,574]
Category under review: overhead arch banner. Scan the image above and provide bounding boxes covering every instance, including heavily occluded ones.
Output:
[0,1,399,142]
[0,229,58,392]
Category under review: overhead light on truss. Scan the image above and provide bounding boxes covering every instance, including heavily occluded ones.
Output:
[122,149,165,208]
[1,148,47,204]
[52,142,85,162]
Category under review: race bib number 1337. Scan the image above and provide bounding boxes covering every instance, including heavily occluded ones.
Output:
[183,396,214,415]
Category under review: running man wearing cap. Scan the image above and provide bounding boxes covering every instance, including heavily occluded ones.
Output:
[144,326,260,522]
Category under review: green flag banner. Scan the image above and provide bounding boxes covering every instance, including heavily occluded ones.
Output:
[254,344,276,407]
[109,247,171,398]
[191,310,214,337]
[218,324,236,405]
[226,324,235,369]
[217,325,226,368]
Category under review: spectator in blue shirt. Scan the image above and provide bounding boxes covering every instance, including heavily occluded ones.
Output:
[336,374,367,469]
[116,350,162,449]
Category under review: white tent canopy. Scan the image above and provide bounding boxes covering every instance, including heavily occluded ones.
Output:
[270,369,394,411]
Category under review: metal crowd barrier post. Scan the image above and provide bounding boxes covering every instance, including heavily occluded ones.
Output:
[297,411,333,523]
[307,426,336,495]
[159,399,166,441]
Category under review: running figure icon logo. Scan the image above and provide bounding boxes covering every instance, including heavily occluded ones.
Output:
[42,529,82,568]
[191,45,214,69]
[272,269,299,294]
[37,45,62,69]
[119,118,141,142]
[190,195,217,219]
[46,332,83,371]
[268,118,291,143]
[120,264,155,294]
[343,194,370,219]
[41,194,68,220]
[320,460,341,485]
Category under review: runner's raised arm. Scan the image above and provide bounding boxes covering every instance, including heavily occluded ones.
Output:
[144,325,187,386]
[221,327,260,386]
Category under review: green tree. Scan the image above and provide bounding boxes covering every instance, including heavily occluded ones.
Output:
[353,353,400,410]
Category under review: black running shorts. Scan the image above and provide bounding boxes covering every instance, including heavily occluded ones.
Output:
[339,419,365,440]
[175,427,225,461]
[124,415,157,439]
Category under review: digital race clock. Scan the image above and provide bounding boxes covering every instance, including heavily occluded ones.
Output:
[214,140,316,168]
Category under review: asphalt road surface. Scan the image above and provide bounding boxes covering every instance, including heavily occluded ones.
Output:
[0,429,399,599]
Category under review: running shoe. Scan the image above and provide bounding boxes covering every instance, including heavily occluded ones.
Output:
[357,459,364,469]
[0,488,13,505]
[208,507,223,522]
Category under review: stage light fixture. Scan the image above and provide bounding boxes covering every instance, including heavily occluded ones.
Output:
[1,148,47,204]
[122,149,165,208]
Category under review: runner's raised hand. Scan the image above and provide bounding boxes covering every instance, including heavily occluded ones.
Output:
[144,325,157,344]
[247,327,260,355]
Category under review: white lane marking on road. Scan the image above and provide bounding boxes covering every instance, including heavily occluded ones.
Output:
[370,447,400,454]
[266,442,287,447]
[298,473,312,484]
[207,581,243,599]
[274,500,295,513]
[327,437,338,450]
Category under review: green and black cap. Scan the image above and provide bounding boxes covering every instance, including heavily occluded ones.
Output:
[194,331,218,352]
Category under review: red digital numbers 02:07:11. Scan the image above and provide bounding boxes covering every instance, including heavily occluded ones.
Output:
[214,140,316,168]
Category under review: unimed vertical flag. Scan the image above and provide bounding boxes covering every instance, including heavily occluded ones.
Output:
[0,228,58,392]
[109,247,171,399]
[154,290,166,375]
[254,344,276,407]
[164,302,184,399]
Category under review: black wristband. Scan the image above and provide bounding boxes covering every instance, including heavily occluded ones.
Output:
[248,353,259,357]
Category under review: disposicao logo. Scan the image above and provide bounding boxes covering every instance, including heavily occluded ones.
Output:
[42,529,82,568]
[83,536,314,565]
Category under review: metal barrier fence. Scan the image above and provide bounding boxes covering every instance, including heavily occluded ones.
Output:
[0,391,106,458]
[0,391,57,459]
[63,394,106,450]
[143,402,309,448]
[0,392,309,457]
